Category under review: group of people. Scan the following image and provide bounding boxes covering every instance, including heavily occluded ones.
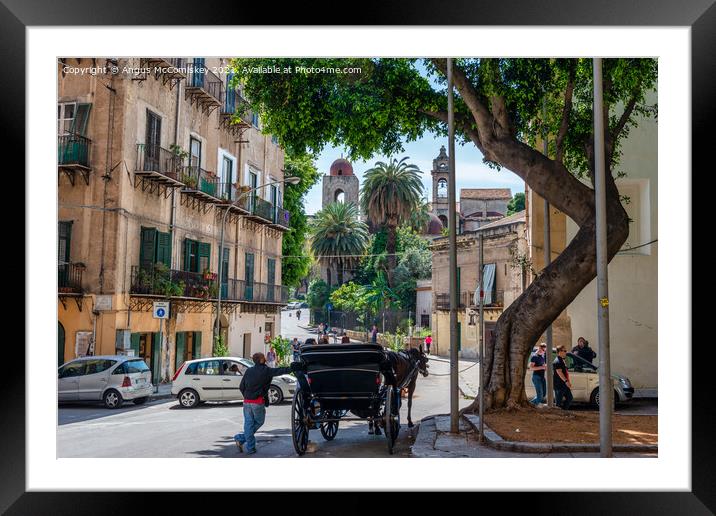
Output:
[528,336,596,410]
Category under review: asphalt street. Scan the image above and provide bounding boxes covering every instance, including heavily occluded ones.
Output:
[57,309,471,458]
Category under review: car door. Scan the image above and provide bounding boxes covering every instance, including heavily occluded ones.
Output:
[190,359,224,400]
[565,354,589,402]
[220,360,246,401]
[79,359,116,400]
[58,361,86,401]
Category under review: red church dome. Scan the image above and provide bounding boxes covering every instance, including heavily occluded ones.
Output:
[329,158,354,176]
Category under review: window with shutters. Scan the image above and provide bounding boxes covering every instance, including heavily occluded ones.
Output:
[267,258,276,302]
[145,110,162,169]
[58,102,91,136]
[183,238,210,273]
[140,227,171,269]
[244,253,255,301]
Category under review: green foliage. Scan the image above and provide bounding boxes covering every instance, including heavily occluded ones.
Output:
[310,202,369,285]
[408,197,431,233]
[360,156,424,229]
[281,153,321,288]
[213,334,229,357]
[307,278,331,309]
[269,335,291,366]
[507,192,525,215]
[330,282,370,313]
[383,328,405,352]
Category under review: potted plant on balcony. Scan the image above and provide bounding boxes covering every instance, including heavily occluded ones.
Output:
[169,144,189,176]
[203,269,217,282]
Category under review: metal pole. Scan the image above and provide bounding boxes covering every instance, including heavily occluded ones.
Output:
[542,96,554,407]
[478,232,485,442]
[447,58,459,434]
[593,58,613,458]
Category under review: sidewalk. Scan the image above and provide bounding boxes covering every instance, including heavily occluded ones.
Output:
[411,413,658,458]
[149,383,174,401]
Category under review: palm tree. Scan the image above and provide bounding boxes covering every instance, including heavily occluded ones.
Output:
[408,197,431,234]
[310,202,369,286]
[360,157,424,286]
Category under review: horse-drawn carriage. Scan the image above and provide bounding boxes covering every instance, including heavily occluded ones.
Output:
[290,342,428,456]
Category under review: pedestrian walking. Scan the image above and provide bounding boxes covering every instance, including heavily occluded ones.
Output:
[266,347,277,368]
[318,322,325,335]
[291,337,301,362]
[341,332,350,343]
[370,324,378,344]
[553,345,573,410]
[529,343,547,405]
[424,334,432,354]
[297,309,301,321]
[234,352,296,455]
[572,336,597,364]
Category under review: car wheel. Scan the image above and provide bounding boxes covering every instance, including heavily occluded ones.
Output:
[178,388,200,408]
[103,389,123,409]
[133,397,148,405]
[590,388,619,409]
[268,385,284,405]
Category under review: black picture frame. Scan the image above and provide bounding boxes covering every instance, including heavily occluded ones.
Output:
[6,0,708,512]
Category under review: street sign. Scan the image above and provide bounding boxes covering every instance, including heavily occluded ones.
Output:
[325,302,333,311]
[153,301,170,319]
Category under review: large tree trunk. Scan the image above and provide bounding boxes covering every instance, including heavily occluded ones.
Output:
[385,222,397,287]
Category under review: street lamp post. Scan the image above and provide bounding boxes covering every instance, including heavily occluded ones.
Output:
[213,176,300,353]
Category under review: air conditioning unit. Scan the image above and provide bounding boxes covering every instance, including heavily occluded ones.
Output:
[115,329,131,350]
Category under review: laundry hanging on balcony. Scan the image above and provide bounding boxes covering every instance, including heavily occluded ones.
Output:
[473,263,496,306]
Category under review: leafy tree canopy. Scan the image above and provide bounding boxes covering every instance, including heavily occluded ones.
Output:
[507,192,525,215]
[306,278,331,309]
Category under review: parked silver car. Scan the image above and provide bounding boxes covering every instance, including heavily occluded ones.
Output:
[171,356,296,408]
[58,356,154,409]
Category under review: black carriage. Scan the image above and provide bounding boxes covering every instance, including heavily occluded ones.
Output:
[290,343,400,455]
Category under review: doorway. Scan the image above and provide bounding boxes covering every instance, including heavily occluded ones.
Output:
[242,333,251,358]
[58,322,66,366]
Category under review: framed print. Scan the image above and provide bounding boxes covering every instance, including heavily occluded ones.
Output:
[6,0,710,512]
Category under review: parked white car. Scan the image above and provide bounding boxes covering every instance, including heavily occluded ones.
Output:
[58,356,154,409]
[171,357,296,408]
[525,351,634,407]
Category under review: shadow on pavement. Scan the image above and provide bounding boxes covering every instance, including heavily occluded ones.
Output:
[58,399,172,425]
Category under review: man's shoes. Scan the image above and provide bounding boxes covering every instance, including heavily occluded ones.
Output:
[234,433,244,452]
[246,448,257,455]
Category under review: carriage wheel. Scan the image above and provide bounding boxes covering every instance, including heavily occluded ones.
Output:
[383,387,400,455]
[291,393,310,456]
[320,410,339,441]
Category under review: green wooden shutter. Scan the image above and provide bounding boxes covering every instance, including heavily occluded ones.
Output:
[175,332,186,370]
[198,242,211,273]
[194,332,202,358]
[156,231,172,268]
[72,103,92,136]
[130,333,141,356]
[183,238,192,271]
[140,227,157,269]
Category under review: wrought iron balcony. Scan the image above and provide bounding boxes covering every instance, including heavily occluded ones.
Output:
[215,182,238,204]
[58,262,84,294]
[181,164,219,200]
[224,279,289,304]
[186,62,223,111]
[435,293,464,311]
[130,265,217,299]
[58,133,91,169]
[273,207,290,230]
[252,197,274,222]
[135,144,184,181]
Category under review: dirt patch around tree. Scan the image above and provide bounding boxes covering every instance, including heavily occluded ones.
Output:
[484,407,657,446]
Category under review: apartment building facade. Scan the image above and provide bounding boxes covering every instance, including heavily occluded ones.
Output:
[58,57,289,384]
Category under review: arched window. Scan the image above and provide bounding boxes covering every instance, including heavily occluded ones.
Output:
[437,178,448,198]
[438,214,448,228]
[334,189,345,203]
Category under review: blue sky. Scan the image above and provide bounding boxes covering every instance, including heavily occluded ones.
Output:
[303,136,526,215]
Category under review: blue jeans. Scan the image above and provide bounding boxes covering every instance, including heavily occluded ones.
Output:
[235,402,266,452]
[555,386,573,410]
[530,374,546,405]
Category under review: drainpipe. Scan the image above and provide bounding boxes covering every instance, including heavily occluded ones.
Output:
[99,61,117,294]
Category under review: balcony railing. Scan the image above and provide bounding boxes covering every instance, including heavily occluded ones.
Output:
[181,164,218,197]
[136,144,184,180]
[274,207,290,229]
[215,182,238,203]
[465,289,505,308]
[253,197,274,222]
[130,265,216,299]
[58,262,83,293]
[225,279,289,304]
[58,134,91,168]
[435,293,464,311]
[186,62,223,104]
[222,87,237,115]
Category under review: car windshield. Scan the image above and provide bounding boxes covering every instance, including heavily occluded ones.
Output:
[568,352,596,371]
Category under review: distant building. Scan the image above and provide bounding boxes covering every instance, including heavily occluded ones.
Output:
[460,188,512,231]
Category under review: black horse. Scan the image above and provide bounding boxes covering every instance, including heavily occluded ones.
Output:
[368,346,429,434]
